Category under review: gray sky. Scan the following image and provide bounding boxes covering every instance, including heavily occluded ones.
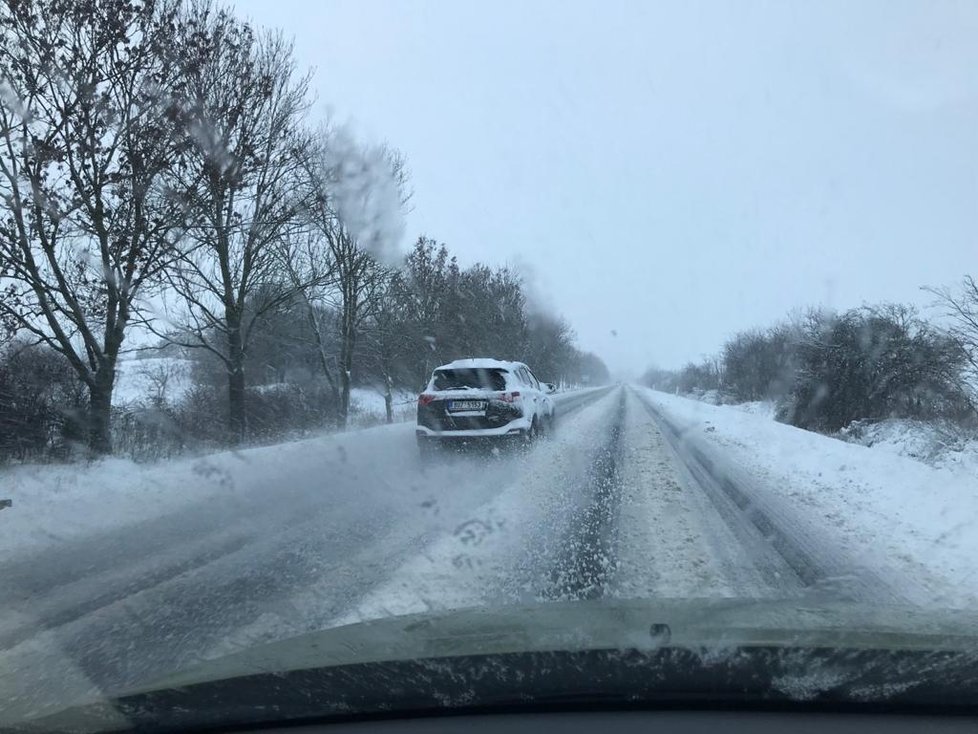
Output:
[233,0,978,375]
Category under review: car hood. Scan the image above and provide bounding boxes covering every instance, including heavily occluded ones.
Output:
[146,597,978,691]
[22,598,978,733]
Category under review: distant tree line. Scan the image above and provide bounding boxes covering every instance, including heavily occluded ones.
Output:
[643,282,978,434]
[178,236,608,446]
[0,0,607,461]
[0,235,608,461]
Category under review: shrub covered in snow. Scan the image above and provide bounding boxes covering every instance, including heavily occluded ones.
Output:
[780,306,973,432]
[722,324,799,402]
[650,304,976,434]
[0,342,87,462]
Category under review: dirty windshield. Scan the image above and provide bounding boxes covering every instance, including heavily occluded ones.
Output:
[2,0,978,730]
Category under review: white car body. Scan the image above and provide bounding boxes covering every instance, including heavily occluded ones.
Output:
[415,358,556,442]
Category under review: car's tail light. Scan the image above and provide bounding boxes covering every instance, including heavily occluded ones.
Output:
[418,394,436,406]
[499,391,521,403]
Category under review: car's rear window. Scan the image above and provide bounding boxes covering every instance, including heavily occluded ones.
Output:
[432,368,507,391]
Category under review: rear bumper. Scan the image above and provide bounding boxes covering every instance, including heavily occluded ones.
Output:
[416,416,531,439]
[417,398,526,434]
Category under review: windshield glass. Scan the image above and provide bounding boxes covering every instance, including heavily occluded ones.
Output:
[2,0,978,731]
[432,368,508,391]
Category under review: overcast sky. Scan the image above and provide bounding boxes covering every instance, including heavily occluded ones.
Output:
[232,0,978,375]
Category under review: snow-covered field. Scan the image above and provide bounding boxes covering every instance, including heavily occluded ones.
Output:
[638,388,978,608]
[348,387,417,425]
[112,357,194,406]
[113,358,417,426]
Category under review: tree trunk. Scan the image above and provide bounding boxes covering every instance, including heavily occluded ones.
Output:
[338,355,352,428]
[384,374,394,424]
[337,289,357,429]
[87,367,115,456]
[302,297,341,424]
[227,315,247,445]
[228,364,246,445]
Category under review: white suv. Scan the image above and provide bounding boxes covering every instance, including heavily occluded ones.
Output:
[415,358,556,454]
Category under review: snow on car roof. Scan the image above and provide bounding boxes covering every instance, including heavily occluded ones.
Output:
[435,358,526,372]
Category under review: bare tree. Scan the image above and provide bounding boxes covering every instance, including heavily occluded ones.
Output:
[360,267,412,423]
[138,359,187,409]
[155,7,315,444]
[280,230,340,405]
[927,276,978,397]
[301,130,410,427]
[781,304,972,431]
[399,236,460,385]
[523,312,575,384]
[321,224,383,427]
[0,0,186,454]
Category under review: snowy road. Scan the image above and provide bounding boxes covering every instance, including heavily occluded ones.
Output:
[0,386,915,722]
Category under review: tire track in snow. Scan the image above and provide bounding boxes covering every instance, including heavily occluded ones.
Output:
[320,389,624,628]
[612,389,774,599]
[0,389,618,724]
[633,391,814,593]
[542,390,626,601]
[0,531,252,651]
[633,389,904,603]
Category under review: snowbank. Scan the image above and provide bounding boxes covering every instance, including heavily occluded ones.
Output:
[732,400,778,420]
[680,388,974,472]
[638,388,978,608]
[0,422,406,559]
[838,418,978,475]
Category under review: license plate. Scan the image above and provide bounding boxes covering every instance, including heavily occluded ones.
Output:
[448,400,486,412]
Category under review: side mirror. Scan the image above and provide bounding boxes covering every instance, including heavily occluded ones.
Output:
[544,383,557,394]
